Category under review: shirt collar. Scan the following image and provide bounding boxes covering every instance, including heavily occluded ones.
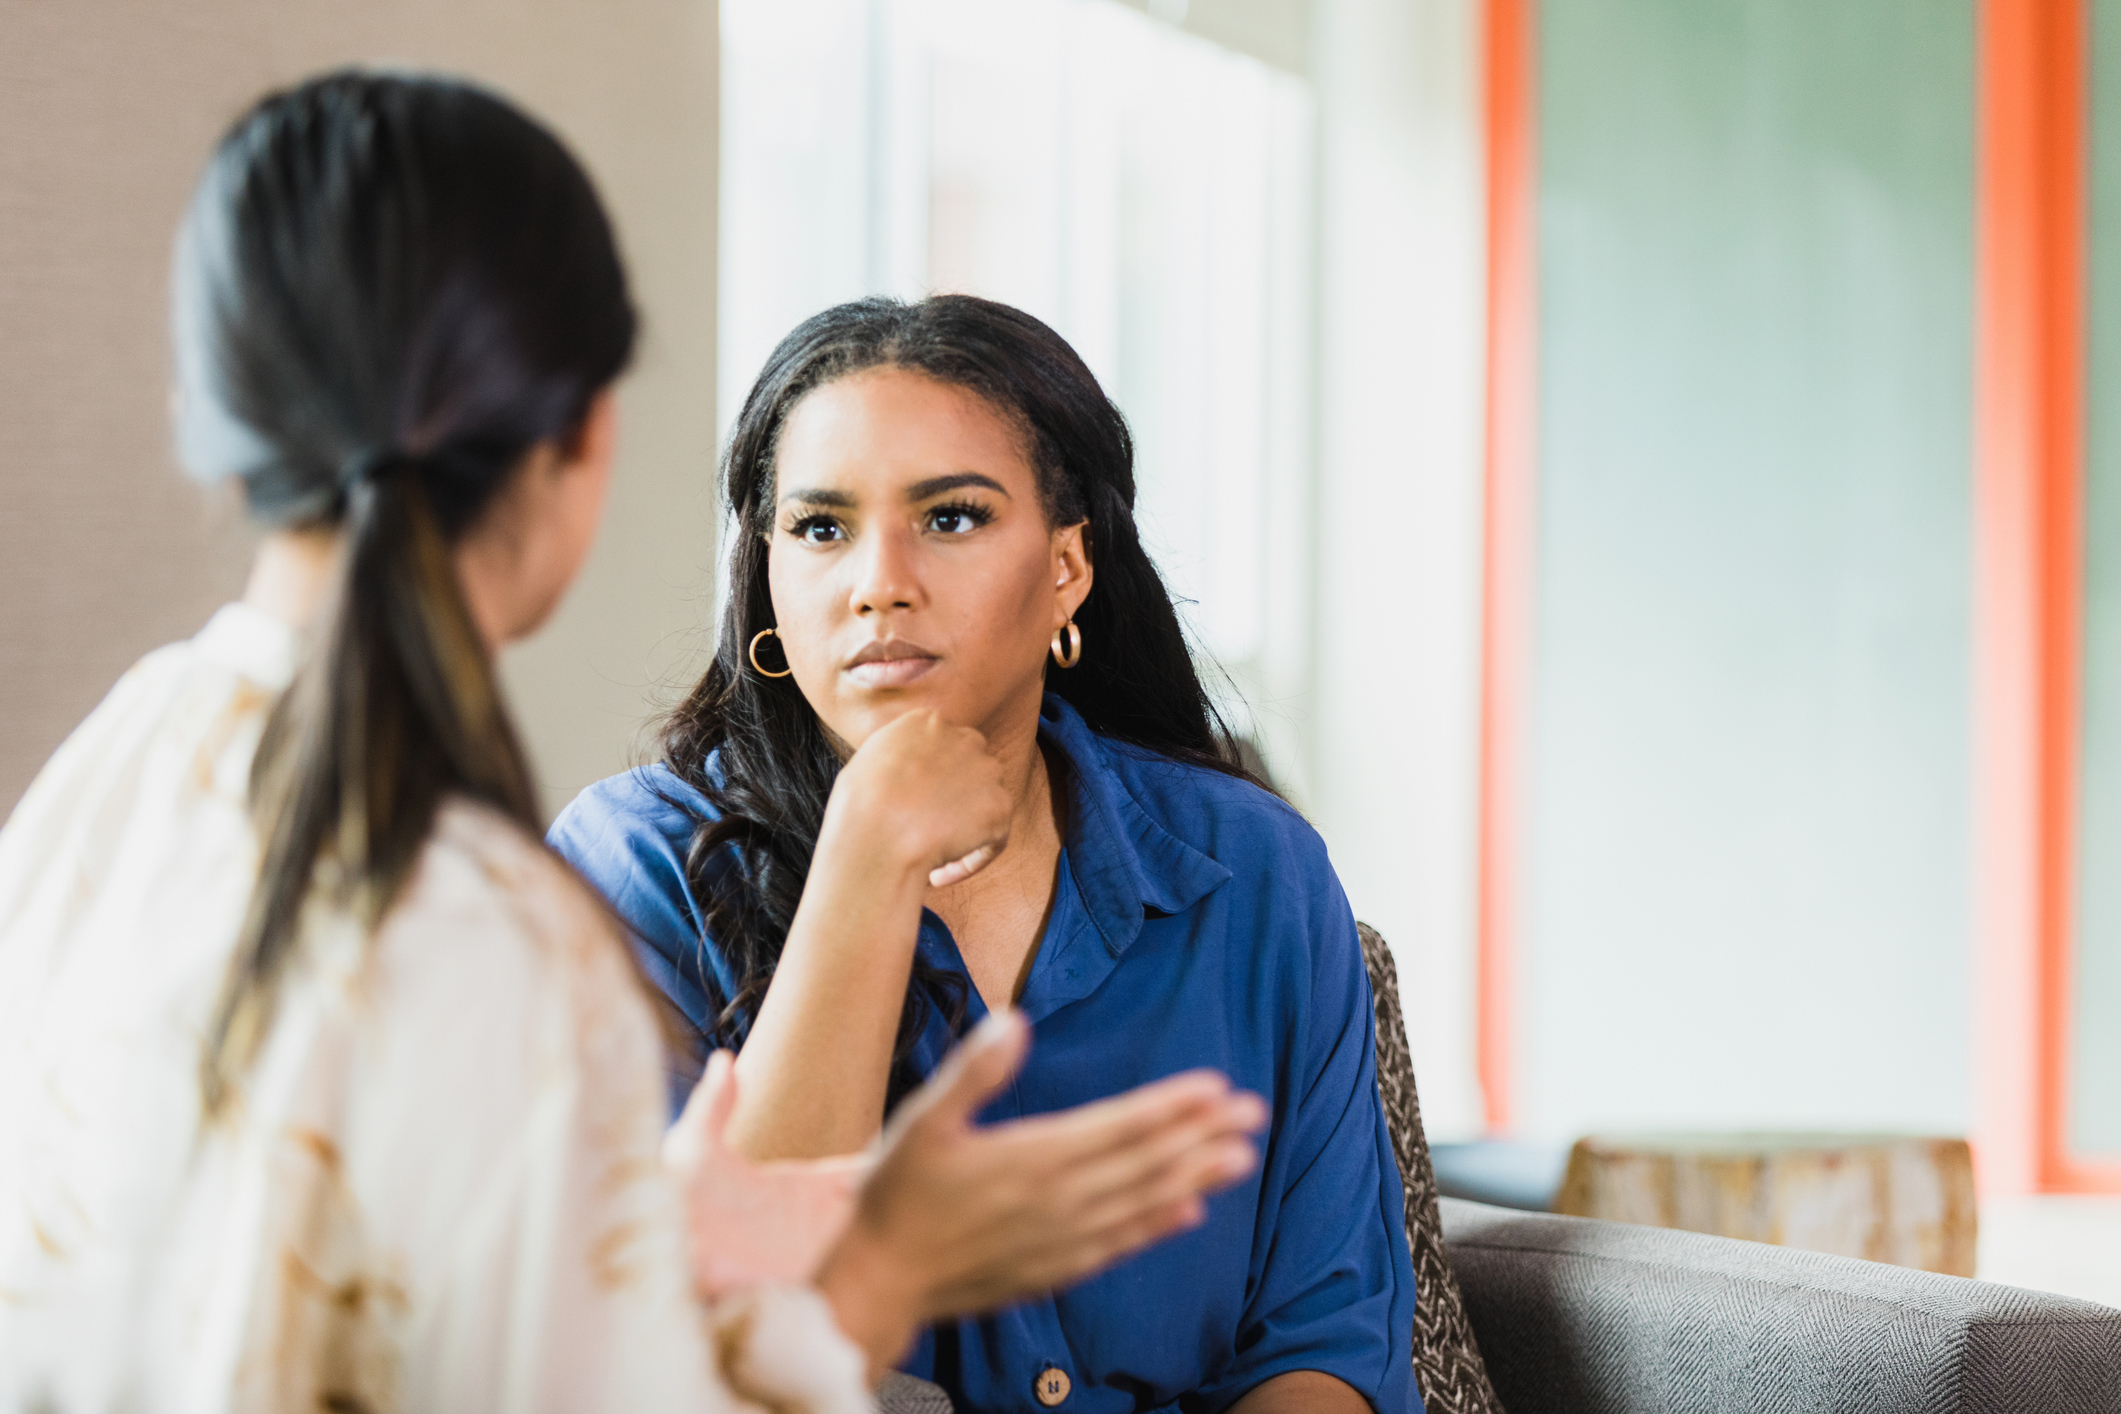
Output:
[1037,694,1233,959]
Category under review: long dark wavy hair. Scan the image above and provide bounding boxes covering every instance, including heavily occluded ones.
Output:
[176,71,637,1111]
[662,295,1247,1102]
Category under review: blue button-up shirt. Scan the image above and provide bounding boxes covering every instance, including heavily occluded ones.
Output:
[550,695,1420,1414]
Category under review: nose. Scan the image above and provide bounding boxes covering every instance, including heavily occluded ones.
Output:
[848,521,923,618]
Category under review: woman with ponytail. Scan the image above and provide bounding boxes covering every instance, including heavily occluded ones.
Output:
[0,74,1266,1413]
[552,296,1422,1414]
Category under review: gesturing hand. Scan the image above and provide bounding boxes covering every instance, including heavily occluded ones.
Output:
[815,1011,1268,1371]
[663,1050,872,1299]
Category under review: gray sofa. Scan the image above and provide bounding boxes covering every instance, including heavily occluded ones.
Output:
[1442,1197,2121,1414]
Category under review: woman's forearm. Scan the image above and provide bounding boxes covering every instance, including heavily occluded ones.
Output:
[727,808,930,1159]
[1227,1371,1371,1414]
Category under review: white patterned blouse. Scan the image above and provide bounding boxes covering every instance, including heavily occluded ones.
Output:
[0,602,868,1414]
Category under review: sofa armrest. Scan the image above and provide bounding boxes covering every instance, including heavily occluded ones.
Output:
[1440,1197,2121,1414]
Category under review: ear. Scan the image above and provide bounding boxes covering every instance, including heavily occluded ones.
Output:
[558,386,621,488]
[1052,519,1093,628]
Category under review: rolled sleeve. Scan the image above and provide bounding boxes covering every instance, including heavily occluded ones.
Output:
[1195,890,1421,1414]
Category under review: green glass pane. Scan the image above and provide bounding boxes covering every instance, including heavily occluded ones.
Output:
[1527,0,1975,1136]
[2073,0,2121,1161]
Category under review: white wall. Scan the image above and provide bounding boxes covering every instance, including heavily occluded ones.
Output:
[0,0,721,822]
[1309,0,1489,1139]
[1109,0,1310,74]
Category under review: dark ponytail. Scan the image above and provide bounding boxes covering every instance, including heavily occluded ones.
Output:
[176,72,637,1111]
[663,295,1247,1104]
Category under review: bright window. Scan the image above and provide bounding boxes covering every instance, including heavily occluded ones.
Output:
[720,0,1316,790]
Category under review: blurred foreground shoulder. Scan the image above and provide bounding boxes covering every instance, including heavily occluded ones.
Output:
[402,796,648,1002]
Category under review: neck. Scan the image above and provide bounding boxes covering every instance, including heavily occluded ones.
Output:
[242,527,341,630]
[924,678,1069,1007]
[980,679,1058,834]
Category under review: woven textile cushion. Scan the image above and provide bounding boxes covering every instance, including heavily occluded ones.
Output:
[1359,923,1507,1414]
[877,1371,954,1413]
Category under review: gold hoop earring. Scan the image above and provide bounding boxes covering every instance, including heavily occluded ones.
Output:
[748,628,794,679]
[1050,620,1083,669]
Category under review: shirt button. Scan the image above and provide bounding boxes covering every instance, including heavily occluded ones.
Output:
[1034,1366,1072,1406]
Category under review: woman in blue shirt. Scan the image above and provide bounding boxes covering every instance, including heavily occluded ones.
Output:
[552,295,1419,1414]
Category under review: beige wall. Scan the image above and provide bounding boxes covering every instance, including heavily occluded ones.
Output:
[0,0,720,820]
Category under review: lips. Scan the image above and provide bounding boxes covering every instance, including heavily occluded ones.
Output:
[844,638,940,689]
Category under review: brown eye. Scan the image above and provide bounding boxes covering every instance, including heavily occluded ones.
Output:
[790,514,844,545]
[926,502,994,535]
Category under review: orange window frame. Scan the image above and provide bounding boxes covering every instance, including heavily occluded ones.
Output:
[1477,0,1536,1135]
[1975,0,2121,1194]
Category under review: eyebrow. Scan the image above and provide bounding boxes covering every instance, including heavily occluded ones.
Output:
[776,487,855,509]
[776,472,1010,509]
[906,472,1010,501]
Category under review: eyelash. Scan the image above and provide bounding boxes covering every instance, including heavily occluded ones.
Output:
[781,501,996,543]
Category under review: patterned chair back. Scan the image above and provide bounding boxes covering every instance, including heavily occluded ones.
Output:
[1357,923,1507,1414]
